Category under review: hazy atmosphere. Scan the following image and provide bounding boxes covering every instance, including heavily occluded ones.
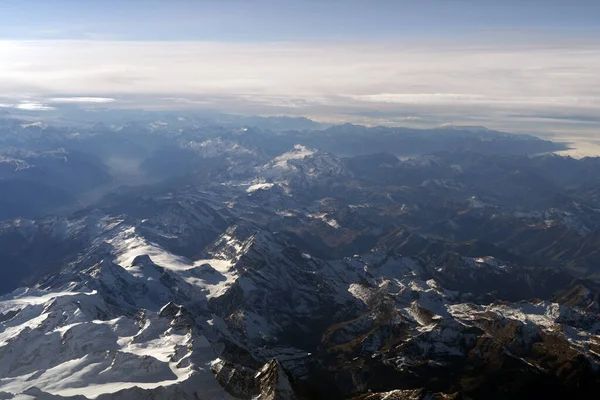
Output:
[1,0,599,154]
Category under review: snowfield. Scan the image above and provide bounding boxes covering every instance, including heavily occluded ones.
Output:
[0,220,244,399]
[0,285,231,399]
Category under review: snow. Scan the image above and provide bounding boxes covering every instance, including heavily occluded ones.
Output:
[185,259,238,298]
[471,256,510,271]
[348,203,371,210]
[449,301,563,331]
[348,284,374,305]
[239,311,272,343]
[325,219,341,229]
[276,210,297,217]
[0,286,230,399]
[491,302,561,330]
[271,145,315,169]
[186,138,255,159]
[256,145,346,189]
[0,214,248,398]
[247,183,274,193]
[0,289,94,314]
[3,190,598,399]
[108,228,193,272]
[513,209,591,236]
[306,212,341,229]
[102,227,240,301]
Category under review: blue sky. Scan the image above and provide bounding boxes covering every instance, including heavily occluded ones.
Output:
[1,0,599,41]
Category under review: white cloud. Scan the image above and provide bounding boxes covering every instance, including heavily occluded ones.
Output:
[48,97,116,103]
[161,97,213,105]
[0,40,596,97]
[0,39,598,133]
[14,101,54,111]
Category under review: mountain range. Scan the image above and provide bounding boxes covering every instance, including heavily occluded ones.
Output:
[0,112,597,399]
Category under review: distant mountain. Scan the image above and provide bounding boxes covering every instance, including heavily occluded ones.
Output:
[235,123,567,157]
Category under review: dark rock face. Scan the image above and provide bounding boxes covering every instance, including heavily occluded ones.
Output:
[213,359,259,398]
[255,360,301,400]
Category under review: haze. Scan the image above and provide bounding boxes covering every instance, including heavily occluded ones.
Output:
[1,0,599,154]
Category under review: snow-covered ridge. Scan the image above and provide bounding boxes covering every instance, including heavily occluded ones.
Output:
[0,189,599,398]
[0,210,247,398]
[270,144,315,169]
[0,261,239,397]
[257,145,349,191]
[246,182,274,193]
[184,137,257,159]
[0,284,230,399]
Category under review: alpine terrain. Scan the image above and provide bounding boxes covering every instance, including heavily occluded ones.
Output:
[0,111,598,399]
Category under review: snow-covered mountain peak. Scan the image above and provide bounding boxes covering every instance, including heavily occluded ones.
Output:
[270,144,315,169]
[257,145,349,191]
[184,137,258,159]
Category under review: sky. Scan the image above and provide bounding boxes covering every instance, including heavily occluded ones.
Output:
[1,0,599,41]
[0,0,599,152]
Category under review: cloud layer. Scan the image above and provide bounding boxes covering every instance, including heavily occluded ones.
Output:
[0,39,599,134]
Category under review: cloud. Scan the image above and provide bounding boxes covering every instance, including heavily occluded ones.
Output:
[0,39,598,134]
[161,97,214,106]
[48,97,116,103]
[342,93,600,108]
[12,101,55,111]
